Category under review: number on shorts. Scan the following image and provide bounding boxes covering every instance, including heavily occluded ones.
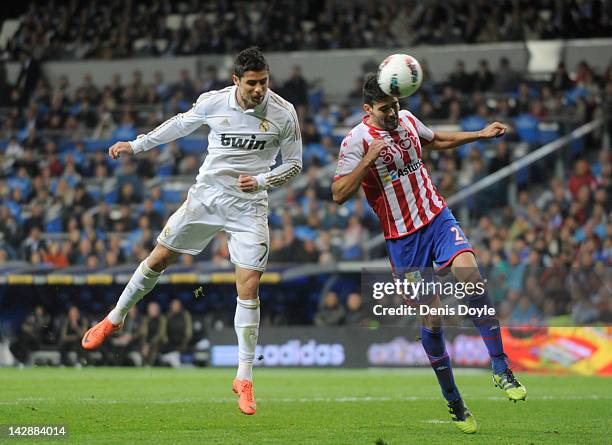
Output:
[450,226,464,242]
[258,242,269,262]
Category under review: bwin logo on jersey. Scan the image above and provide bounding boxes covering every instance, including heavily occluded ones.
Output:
[220,134,267,150]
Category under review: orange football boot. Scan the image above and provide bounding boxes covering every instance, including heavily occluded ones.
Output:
[81,317,122,350]
[232,379,256,415]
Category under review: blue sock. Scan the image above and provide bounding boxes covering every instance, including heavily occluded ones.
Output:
[468,290,508,374]
[421,326,461,402]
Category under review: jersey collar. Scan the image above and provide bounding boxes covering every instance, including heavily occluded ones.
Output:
[229,85,269,115]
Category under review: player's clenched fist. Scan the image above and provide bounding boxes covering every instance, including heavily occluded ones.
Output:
[108,141,134,160]
[479,122,507,139]
[237,174,258,192]
[364,138,386,166]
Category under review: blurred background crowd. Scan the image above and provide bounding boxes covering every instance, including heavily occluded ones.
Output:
[0,0,611,366]
[3,0,612,60]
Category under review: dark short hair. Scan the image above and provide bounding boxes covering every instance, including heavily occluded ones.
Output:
[363,73,390,106]
[233,47,269,78]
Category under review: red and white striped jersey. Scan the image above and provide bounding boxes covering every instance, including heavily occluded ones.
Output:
[334,110,446,239]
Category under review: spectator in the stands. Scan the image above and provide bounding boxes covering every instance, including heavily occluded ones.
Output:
[493,57,521,93]
[110,307,145,366]
[142,302,167,366]
[22,226,47,261]
[283,65,308,114]
[473,59,495,92]
[344,292,370,326]
[59,306,88,365]
[568,159,597,198]
[160,299,193,368]
[9,305,53,364]
[314,291,345,326]
[200,65,226,92]
[448,59,473,92]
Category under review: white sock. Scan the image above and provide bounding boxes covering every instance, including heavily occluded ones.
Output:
[108,259,162,324]
[234,297,260,381]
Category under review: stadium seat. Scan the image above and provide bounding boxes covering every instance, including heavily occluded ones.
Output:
[538,122,560,145]
[514,114,540,144]
[178,138,207,154]
[46,216,63,233]
[104,189,118,204]
[161,188,184,203]
[85,139,113,152]
[158,164,174,177]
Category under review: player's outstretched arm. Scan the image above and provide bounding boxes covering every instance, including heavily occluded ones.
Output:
[119,96,209,158]
[332,138,385,204]
[425,122,507,151]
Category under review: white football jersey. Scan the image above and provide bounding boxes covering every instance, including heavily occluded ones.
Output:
[129,85,302,199]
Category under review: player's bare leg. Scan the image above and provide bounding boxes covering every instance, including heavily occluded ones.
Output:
[232,265,261,415]
[451,252,527,401]
[82,244,181,350]
[420,296,477,433]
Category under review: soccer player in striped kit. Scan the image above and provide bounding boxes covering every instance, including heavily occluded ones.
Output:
[332,74,526,434]
[82,47,302,415]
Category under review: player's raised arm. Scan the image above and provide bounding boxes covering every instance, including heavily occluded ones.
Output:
[108,95,209,160]
[332,138,385,205]
[424,122,507,151]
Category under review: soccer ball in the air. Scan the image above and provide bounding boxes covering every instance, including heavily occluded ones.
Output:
[377,54,423,98]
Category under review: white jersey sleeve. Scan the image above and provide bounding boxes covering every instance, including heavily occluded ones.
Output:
[129,92,212,154]
[255,104,302,189]
[334,130,364,180]
[401,110,435,142]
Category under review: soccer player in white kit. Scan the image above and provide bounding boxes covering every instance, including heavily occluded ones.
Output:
[81,47,302,415]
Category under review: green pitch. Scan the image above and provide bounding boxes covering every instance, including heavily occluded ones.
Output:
[0,368,609,444]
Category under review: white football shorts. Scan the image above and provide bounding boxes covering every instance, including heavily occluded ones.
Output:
[156,183,270,271]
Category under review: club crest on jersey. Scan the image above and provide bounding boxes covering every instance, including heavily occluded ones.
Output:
[220,134,267,150]
[259,120,269,132]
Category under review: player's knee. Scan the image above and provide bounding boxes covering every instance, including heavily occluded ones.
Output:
[236,274,260,299]
[146,249,178,273]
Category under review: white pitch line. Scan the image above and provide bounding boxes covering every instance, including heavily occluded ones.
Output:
[0,394,608,405]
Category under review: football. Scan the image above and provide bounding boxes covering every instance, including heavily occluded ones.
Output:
[377,54,423,98]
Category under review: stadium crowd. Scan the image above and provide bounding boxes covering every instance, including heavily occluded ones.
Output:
[0,24,611,337]
[9,301,196,367]
[3,0,612,60]
[1,57,610,269]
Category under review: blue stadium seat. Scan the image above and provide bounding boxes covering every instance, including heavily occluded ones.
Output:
[294,225,317,241]
[104,189,118,204]
[58,140,76,153]
[46,216,63,233]
[87,185,103,201]
[304,143,330,164]
[158,164,174,177]
[85,139,113,152]
[112,126,137,141]
[459,115,487,158]
[7,177,30,197]
[178,138,207,154]
[514,114,540,144]
[460,115,487,132]
[538,122,560,145]
[161,188,184,203]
